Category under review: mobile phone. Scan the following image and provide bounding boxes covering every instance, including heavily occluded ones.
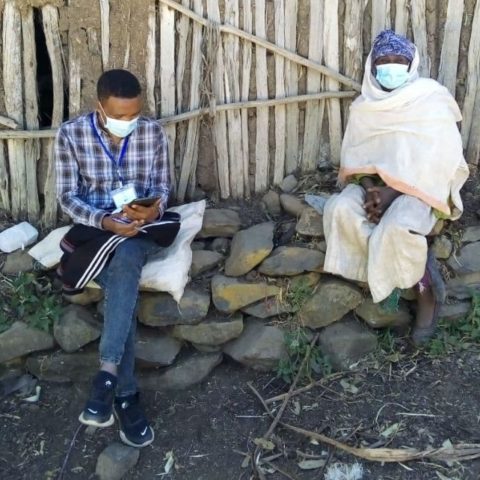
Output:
[127,197,160,207]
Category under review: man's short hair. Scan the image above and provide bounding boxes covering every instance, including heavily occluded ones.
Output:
[97,69,141,101]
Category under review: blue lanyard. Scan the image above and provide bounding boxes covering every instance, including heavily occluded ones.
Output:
[89,112,130,185]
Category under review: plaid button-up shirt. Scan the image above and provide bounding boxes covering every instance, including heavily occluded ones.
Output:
[55,112,170,229]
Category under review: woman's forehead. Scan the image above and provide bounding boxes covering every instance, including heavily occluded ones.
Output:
[374,54,410,65]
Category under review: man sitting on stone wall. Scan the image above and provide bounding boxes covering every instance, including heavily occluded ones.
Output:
[323,30,469,345]
[55,69,174,447]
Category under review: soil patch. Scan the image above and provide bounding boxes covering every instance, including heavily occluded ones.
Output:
[1,349,480,479]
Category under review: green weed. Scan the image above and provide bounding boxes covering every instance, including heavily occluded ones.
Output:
[285,279,313,312]
[277,327,331,384]
[0,272,62,333]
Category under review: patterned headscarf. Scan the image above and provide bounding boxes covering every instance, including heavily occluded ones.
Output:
[371,29,415,63]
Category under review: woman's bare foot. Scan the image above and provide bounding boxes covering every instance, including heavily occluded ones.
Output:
[412,286,438,345]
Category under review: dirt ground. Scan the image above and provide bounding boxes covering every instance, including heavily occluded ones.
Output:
[1,346,480,480]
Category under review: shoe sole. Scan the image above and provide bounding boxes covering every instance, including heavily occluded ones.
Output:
[78,412,114,428]
[118,427,155,448]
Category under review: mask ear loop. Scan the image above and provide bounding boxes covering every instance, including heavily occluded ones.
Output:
[97,101,108,126]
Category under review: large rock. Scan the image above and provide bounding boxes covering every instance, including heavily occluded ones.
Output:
[432,235,453,260]
[211,275,281,313]
[355,298,411,329]
[54,305,101,353]
[64,287,104,306]
[280,194,307,217]
[242,298,293,318]
[139,288,210,326]
[295,207,324,237]
[448,242,480,275]
[447,272,480,299]
[262,190,282,216]
[209,237,231,254]
[299,280,363,329]
[318,316,378,370]
[96,443,140,480]
[172,312,243,346]
[258,246,324,276]
[0,322,55,364]
[135,328,182,366]
[290,272,321,289]
[139,352,222,391]
[190,250,224,277]
[463,226,480,244]
[26,350,98,383]
[439,301,471,322]
[280,174,298,193]
[2,250,34,274]
[197,209,242,238]
[223,318,287,371]
[224,222,275,276]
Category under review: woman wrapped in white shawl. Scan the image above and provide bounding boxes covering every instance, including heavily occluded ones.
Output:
[323,30,469,344]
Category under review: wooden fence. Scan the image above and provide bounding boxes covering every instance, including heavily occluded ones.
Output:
[0,0,479,227]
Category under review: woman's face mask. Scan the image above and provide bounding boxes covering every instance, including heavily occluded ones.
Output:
[375,63,409,90]
[98,102,139,138]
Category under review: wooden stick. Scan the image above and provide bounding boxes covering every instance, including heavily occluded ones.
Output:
[224,0,244,198]
[0,115,19,130]
[254,0,269,193]
[145,0,156,116]
[42,5,64,227]
[302,0,324,172]
[323,0,342,165]
[461,0,480,149]
[0,91,357,140]
[99,0,109,70]
[22,7,40,222]
[411,0,430,77]
[395,0,409,35]
[437,0,463,96]
[159,1,177,190]
[3,0,26,218]
[68,31,81,118]
[0,142,10,211]
[177,0,203,202]
[158,0,361,92]
[343,0,367,124]
[273,0,286,186]
[284,0,299,175]
[241,0,252,198]
[371,0,389,38]
[206,0,230,199]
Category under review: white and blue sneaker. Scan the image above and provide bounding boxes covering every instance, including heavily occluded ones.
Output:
[78,371,117,427]
[114,393,154,448]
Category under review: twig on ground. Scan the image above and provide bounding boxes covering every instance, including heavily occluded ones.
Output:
[249,333,320,478]
[56,424,85,480]
[281,423,480,464]
[264,371,346,404]
[265,461,299,480]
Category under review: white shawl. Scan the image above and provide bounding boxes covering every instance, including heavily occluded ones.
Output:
[339,50,469,219]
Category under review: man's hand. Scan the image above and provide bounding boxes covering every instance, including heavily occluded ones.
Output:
[122,199,162,223]
[364,186,401,223]
[102,215,144,237]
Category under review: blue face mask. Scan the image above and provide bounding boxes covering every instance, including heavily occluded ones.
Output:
[375,63,409,90]
[99,103,139,138]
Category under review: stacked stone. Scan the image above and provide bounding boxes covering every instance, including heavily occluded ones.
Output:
[0,175,477,389]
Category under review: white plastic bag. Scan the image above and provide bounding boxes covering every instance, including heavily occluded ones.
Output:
[0,222,39,253]
[28,225,72,268]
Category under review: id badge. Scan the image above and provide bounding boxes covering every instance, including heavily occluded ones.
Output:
[111,183,137,209]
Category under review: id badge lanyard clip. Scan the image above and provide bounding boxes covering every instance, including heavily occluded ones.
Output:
[90,113,130,186]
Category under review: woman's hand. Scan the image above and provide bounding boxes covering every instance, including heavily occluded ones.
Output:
[365,186,402,223]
